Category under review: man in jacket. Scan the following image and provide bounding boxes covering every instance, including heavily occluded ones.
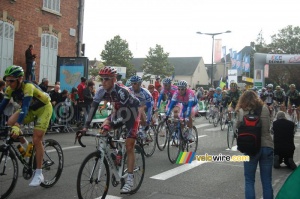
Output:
[273,111,297,170]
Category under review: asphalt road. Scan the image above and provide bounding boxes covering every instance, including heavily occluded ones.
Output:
[7,117,300,199]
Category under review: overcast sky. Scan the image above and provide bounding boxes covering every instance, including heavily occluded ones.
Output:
[83,0,300,64]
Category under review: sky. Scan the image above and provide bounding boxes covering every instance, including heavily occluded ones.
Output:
[83,0,300,64]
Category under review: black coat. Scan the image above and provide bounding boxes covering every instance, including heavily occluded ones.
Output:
[273,119,295,151]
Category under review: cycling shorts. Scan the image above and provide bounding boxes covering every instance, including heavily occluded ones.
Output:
[20,102,52,133]
[289,100,300,108]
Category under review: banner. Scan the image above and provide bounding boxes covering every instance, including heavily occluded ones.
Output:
[228,69,238,88]
[264,64,269,78]
[266,54,300,64]
[231,51,237,69]
[244,55,250,72]
[222,46,227,64]
[236,52,242,72]
[214,39,222,62]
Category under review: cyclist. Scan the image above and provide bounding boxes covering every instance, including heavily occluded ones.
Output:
[213,87,223,106]
[148,84,159,124]
[125,79,131,87]
[165,80,198,142]
[129,76,153,138]
[223,82,242,122]
[264,84,274,113]
[0,65,52,186]
[286,84,300,128]
[273,85,286,111]
[81,66,140,193]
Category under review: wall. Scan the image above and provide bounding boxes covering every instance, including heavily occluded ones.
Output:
[0,0,79,82]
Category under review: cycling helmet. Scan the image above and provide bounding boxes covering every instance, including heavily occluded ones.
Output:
[99,66,117,77]
[125,79,131,87]
[129,75,142,83]
[230,82,238,89]
[251,86,258,91]
[290,84,296,89]
[216,87,222,91]
[148,84,154,89]
[209,88,214,92]
[3,65,24,80]
[162,77,172,85]
[267,84,273,88]
[177,80,188,88]
[275,85,281,90]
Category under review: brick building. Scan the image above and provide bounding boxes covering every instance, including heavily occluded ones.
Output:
[0,0,84,84]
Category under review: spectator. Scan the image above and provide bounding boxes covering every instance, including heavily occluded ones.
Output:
[31,57,36,81]
[70,87,79,123]
[50,81,61,92]
[0,80,5,103]
[196,87,203,101]
[77,77,87,102]
[83,81,95,117]
[58,89,69,103]
[273,111,297,170]
[39,78,49,92]
[154,76,161,91]
[25,44,36,81]
[236,90,273,199]
[49,85,61,106]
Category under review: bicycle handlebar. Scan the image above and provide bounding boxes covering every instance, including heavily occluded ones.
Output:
[74,130,116,149]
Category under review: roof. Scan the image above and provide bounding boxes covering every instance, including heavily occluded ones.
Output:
[132,57,202,76]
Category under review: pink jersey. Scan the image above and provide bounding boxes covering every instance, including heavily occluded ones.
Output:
[171,89,197,106]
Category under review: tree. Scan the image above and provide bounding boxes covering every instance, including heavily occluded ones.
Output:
[100,35,136,78]
[88,61,104,81]
[268,25,300,54]
[141,44,174,81]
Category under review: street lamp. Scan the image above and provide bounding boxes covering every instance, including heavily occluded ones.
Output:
[196,30,231,87]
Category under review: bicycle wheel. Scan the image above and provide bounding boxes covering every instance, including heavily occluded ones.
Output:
[121,145,145,194]
[77,151,110,199]
[167,129,181,164]
[213,112,219,127]
[227,123,235,149]
[156,122,168,151]
[37,139,64,188]
[0,148,18,199]
[142,126,157,157]
[220,113,226,131]
[183,126,198,153]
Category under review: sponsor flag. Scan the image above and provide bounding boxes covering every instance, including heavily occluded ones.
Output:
[244,55,250,72]
[231,51,237,69]
[222,46,227,64]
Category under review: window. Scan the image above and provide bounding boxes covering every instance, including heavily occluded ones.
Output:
[43,0,60,13]
[0,21,14,78]
[40,34,58,84]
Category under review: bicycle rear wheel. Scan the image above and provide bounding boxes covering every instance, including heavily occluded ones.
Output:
[167,130,181,164]
[213,112,219,127]
[156,122,168,151]
[121,145,145,194]
[227,124,235,149]
[220,113,226,131]
[0,148,18,199]
[77,151,110,199]
[142,126,157,157]
[37,139,64,188]
[182,126,198,153]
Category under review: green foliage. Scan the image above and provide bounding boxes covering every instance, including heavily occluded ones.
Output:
[268,25,300,54]
[88,62,104,80]
[100,35,136,78]
[141,44,174,81]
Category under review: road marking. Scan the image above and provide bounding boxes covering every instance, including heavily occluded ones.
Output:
[47,146,81,153]
[150,160,208,180]
[225,145,238,151]
[204,128,219,132]
[198,135,207,138]
[195,124,211,128]
[103,196,122,199]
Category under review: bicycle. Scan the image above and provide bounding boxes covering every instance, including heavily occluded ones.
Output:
[226,111,237,149]
[212,105,221,127]
[0,126,64,199]
[164,117,198,164]
[220,106,227,131]
[290,104,298,133]
[75,130,145,199]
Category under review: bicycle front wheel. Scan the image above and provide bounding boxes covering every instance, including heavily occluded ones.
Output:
[156,122,168,151]
[0,148,18,199]
[213,112,220,127]
[142,126,157,157]
[220,114,226,131]
[77,151,110,199]
[227,124,235,149]
[182,126,198,153]
[121,145,145,194]
[38,139,64,188]
[167,130,181,164]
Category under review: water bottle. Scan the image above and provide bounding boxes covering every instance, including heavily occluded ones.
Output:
[116,151,122,166]
[25,142,34,157]
[17,144,26,157]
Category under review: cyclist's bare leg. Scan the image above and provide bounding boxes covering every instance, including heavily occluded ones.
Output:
[32,130,44,169]
[138,106,146,126]
[125,138,135,173]
[173,106,180,119]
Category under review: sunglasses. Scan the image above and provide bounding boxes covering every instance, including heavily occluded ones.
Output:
[5,79,18,83]
[131,82,139,85]
[100,77,113,82]
[178,88,186,91]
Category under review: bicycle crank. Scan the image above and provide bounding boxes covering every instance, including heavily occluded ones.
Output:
[22,166,33,180]
[111,174,119,187]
